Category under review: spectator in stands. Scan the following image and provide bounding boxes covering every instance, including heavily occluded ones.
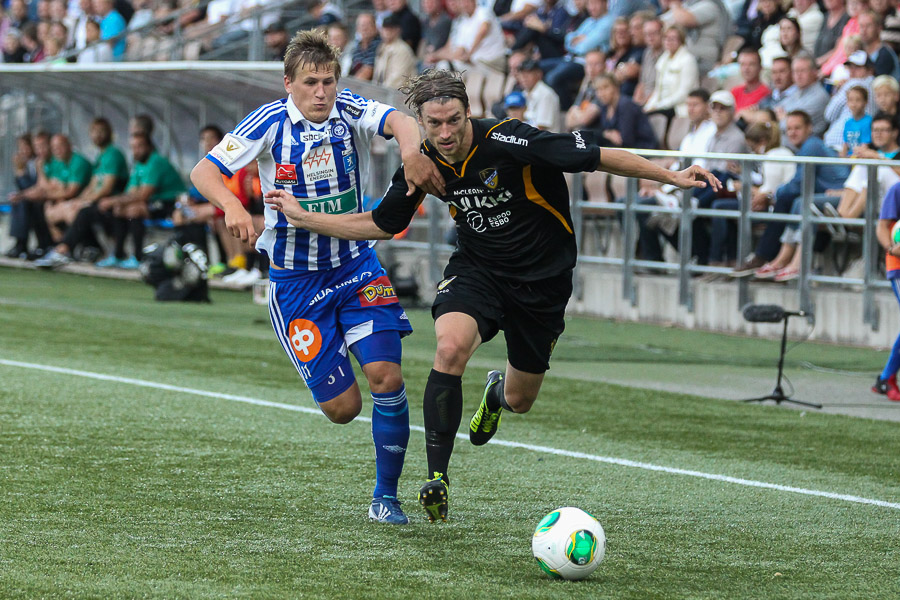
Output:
[775,53,830,138]
[93,0,125,60]
[517,58,561,130]
[732,110,849,277]
[20,22,44,62]
[326,22,352,77]
[872,75,900,121]
[2,27,26,62]
[708,121,795,271]
[644,25,699,143]
[840,85,874,155]
[778,17,804,60]
[497,0,541,35]
[5,133,53,258]
[41,133,93,243]
[606,17,643,97]
[419,0,451,62]
[859,10,900,79]
[349,12,380,81]
[743,0,784,51]
[823,51,877,150]
[428,0,506,73]
[564,49,606,130]
[40,132,186,269]
[510,0,569,61]
[374,14,417,89]
[372,0,392,28]
[503,90,527,120]
[633,88,715,262]
[7,0,30,30]
[311,0,344,26]
[263,20,288,61]
[758,55,795,112]
[77,19,111,62]
[591,73,657,148]
[732,47,771,124]
[633,17,663,106]
[386,0,421,51]
[816,0,850,62]
[659,0,729,75]
[788,0,824,55]
[820,0,864,78]
[759,113,900,281]
[70,0,94,51]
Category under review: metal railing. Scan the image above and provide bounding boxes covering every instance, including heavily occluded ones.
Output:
[570,149,897,330]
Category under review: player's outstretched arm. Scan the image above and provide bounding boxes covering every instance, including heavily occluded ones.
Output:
[598,148,722,191]
[190,159,257,244]
[264,189,393,240]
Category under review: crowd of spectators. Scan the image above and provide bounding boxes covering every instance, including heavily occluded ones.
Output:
[6,0,900,282]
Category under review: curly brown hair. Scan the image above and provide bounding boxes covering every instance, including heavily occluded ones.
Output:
[398,69,470,117]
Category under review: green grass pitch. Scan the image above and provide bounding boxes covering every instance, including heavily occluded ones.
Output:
[1,268,899,599]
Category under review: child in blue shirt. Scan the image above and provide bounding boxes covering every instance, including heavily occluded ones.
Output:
[842,86,873,157]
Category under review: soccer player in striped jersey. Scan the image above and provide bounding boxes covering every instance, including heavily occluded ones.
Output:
[190,30,445,525]
[264,69,720,523]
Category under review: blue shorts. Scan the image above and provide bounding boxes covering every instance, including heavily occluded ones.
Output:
[267,250,412,390]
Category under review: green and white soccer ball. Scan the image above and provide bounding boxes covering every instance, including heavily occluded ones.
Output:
[532,507,606,580]
[892,220,900,244]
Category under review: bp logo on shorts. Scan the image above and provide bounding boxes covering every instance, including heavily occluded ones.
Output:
[288,318,322,362]
[479,168,499,190]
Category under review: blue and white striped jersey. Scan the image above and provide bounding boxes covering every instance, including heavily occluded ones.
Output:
[206,89,396,271]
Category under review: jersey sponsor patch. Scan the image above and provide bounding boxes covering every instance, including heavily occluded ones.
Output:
[358,275,398,306]
[209,134,247,165]
[303,146,337,183]
[288,318,322,362]
[343,152,357,172]
[572,130,586,149]
[490,131,528,146]
[298,187,357,214]
[300,131,325,143]
[343,104,363,118]
[275,163,298,185]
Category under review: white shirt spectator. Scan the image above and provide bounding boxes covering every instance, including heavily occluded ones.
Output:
[525,79,562,131]
[678,119,716,170]
[758,147,796,196]
[77,40,113,62]
[644,45,700,116]
[449,5,505,64]
[788,3,823,56]
[843,163,900,204]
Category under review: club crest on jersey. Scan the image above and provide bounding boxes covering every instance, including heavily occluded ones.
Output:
[479,168,499,190]
[275,163,298,185]
[330,122,348,138]
[358,276,398,306]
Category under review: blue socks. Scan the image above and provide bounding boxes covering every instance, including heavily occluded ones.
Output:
[371,384,409,499]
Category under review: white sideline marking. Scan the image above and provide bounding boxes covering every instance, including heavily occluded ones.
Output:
[3,358,900,511]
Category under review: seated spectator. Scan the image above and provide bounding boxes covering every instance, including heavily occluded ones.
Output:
[263,20,288,61]
[841,86,873,156]
[5,0,30,31]
[537,0,610,110]
[93,0,125,60]
[41,133,93,243]
[659,0,730,76]
[634,89,715,262]
[762,16,803,68]
[820,0,864,78]
[511,0,570,60]
[606,17,643,97]
[815,0,850,62]
[497,0,541,36]
[311,0,344,26]
[872,75,900,122]
[823,50,877,150]
[419,0,452,63]
[349,13,380,81]
[758,55,795,112]
[2,28,26,62]
[759,113,900,281]
[732,47,771,123]
[731,110,850,276]
[20,22,44,62]
[709,121,796,269]
[71,0,94,51]
[428,0,506,74]
[774,53,830,138]
[386,0,422,51]
[5,133,54,258]
[633,17,663,106]
[326,23,352,77]
[741,0,784,52]
[643,25,699,141]
[78,18,112,63]
[858,10,900,79]
[564,49,606,130]
[591,73,658,148]
[503,90,528,120]
[517,59,561,130]
[374,14,417,89]
[788,0,824,55]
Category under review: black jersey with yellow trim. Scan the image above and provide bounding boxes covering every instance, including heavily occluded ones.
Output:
[372,118,603,281]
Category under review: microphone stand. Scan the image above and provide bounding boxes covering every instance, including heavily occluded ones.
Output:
[743,314,822,409]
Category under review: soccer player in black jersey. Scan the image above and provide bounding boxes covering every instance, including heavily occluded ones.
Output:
[265,70,720,522]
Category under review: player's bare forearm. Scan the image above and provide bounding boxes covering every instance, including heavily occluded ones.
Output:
[264,189,393,240]
[598,148,721,191]
[190,158,243,213]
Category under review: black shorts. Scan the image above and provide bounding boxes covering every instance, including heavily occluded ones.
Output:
[432,255,572,374]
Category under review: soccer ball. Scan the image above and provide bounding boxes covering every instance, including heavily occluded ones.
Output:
[532,507,606,580]
[892,220,900,244]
